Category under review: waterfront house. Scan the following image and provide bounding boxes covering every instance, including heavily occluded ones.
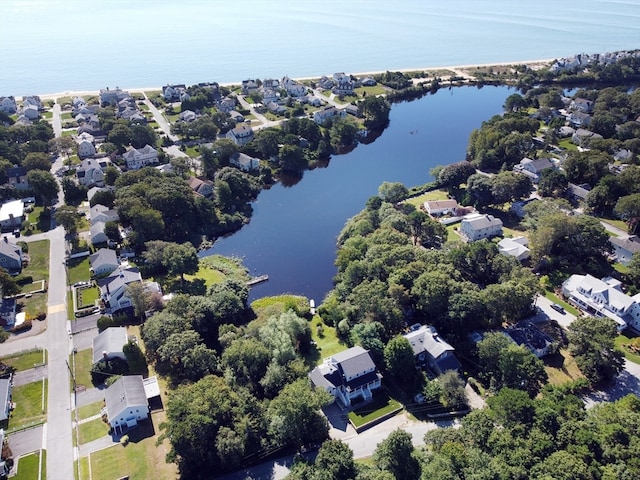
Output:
[282,76,307,97]
[423,199,459,217]
[22,104,39,121]
[0,377,11,422]
[89,248,119,277]
[312,105,346,125]
[22,96,42,110]
[230,152,260,172]
[562,274,640,332]
[104,375,149,432]
[0,96,17,114]
[332,72,354,96]
[99,87,130,106]
[0,237,22,275]
[187,176,214,199]
[403,324,461,375]
[226,124,254,146]
[92,326,128,364]
[459,213,503,241]
[308,346,382,407]
[610,236,640,266]
[98,267,143,314]
[498,236,531,261]
[0,200,24,231]
[6,166,28,191]
[123,145,158,170]
[241,79,259,96]
[162,84,187,102]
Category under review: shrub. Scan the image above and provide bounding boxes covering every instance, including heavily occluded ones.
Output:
[11,319,32,333]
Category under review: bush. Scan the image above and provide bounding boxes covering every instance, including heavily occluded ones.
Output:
[0,329,9,343]
[15,274,34,285]
[96,315,116,332]
[36,312,46,321]
[120,434,130,446]
[11,319,32,333]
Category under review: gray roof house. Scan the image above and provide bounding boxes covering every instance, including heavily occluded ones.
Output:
[225,124,254,146]
[90,221,109,245]
[92,326,128,364]
[97,267,143,313]
[0,237,22,274]
[610,236,640,266]
[89,248,119,277]
[403,325,461,375]
[309,346,382,407]
[230,152,259,172]
[498,236,531,261]
[0,376,12,422]
[90,204,119,225]
[7,166,28,190]
[104,375,149,432]
[459,213,503,242]
[514,157,554,183]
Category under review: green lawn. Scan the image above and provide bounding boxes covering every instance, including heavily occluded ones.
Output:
[72,349,93,391]
[355,85,386,96]
[77,285,99,309]
[251,295,311,324]
[61,112,73,120]
[0,349,47,371]
[21,240,49,281]
[78,400,104,421]
[558,138,578,151]
[66,257,91,284]
[542,290,580,316]
[544,348,585,385]
[615,332,640,365]
[25,207,51,234]
[404,189,450,207]
[347,392,402,428]
[42,111,53,119]
[601,217,629,233]
[446,224,463,242]
[13,450,46,480]
[9,380,48,430]
[306,317,347,366]
[78,417,110,445]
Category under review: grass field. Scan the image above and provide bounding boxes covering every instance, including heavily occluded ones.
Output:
[10,380,48,429]
[78,401,104,421]
[542,290,580,317]
[404,189,450,207]
[87,411,177,480]
[13,450,46,480]
[67,257,91,285]
[305,317,347,367]
[347,392,402,428]
[0,349,47,371]
[17,239,49,316]
[251,295,311,324]
[543,348,584,385]
[25,207,51,234]
[615,332,640,365]
[78,417,110,445]
[72,349,93,392]
[77,286,99,309]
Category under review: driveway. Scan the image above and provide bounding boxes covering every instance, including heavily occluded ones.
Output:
[583,360,640,407]
[6,425,44,458]
[535,295,577,329]
[12,366,48,387]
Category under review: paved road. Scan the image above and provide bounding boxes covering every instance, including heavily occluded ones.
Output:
[142,93,179,143]
[51,102,62,138]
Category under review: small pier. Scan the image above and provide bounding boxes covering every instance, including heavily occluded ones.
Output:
[246,274,269,287]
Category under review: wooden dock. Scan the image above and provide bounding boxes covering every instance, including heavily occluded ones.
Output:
[246,274,269,287]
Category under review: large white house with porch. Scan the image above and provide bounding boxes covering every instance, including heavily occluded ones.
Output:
[309,346,382,407]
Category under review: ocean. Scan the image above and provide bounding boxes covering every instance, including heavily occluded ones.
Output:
[1,0,639,96]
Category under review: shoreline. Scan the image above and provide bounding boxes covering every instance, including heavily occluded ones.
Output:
[28,58,554,101]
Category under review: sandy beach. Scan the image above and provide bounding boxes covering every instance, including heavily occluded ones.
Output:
[29,59,553,101]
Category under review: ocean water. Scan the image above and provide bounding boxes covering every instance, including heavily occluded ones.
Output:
[1,0,639,96]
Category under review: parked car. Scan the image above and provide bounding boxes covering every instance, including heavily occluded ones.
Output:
[550,303,565,314]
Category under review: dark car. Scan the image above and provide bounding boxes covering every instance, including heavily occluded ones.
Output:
[550,303,565,314]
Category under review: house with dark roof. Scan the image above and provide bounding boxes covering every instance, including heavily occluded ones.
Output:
[506,322,556,358]
[0,237,22,274]
[187,177,214,199]
[308,346,382,407]
[610,236,640,266]
[230,152,259,172]
[226,124,254,146]
[89,248,119,277]
[98,267,143,314]
[103,375,149,432]
[92,327,128,364]
[403,324,461,375]
[7,166,28,190]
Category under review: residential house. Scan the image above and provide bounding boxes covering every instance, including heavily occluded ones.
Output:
[360,76,377,86]
[123,145,159,170]
[22,96,42,110]
[0,376,11,422]
[0,237,22,274]
[241,79,259,96]
[562,274,640,332]
[332,72,354,96]
[312,105,346,125]
[266,101,286,115]
[86,186,110,203]
[263,78,280,90]
[318,76,334,90]
[403,324,461,375]
[261,89,279,105]
[423,199,459,217]
[570,97,593,113]
[567,183,590,203]
[282,76,306,97]
[89,248,119,277]
[514,157,554,183]
[99,87,130,106]
[92,326,128,364]
[572,128,603,147]
[98,266,143,314]
[558,126,576,138]
[230,152,260,172]
[90,221,109,245]
[0,96,17,114]
[217,97,236,113]
[344,104,359,117]
[90,204,119,225]
[179,110,197,122]
[226,124,254,146]
[459,213,503,241]
[0,200,24,231]
[308,346,382,407]
[6,166,28,190]
[77,158,107,187]
[229,110,245,123]
[104,375,149,432]
[0,298,16,329]
[76,132,97,159]
[505,322,556,358]
[498,236,531,261]
[568,111,592,128]
[187,176,214,199]
[511,198,538,218]
[22,104,39,121]
[610,236,640,266]
[162,84,187,102]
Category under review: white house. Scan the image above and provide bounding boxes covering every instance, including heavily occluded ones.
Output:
[90,204,119,225]
[282,76,306,97]
[514,157,554,183]
[104,375,149,432]
[77,158,108,187]
[225,124,254,146]
[89,248,119,277]
[0,199,24,231]
[230,152,260,172]
[308,346,382,407]
[98,267,143,313]
[92,326,128,364]
[123,145,159,170]
[459,213,503,241]
[610,236,640,266]
[423,199,459,216]
[403,324,461,375]
[0,96,17,114]
[76,132,96,159]
[562,274,640,332]
[498,236,531,261]
[312,105,346,125]
[90,221,109,245]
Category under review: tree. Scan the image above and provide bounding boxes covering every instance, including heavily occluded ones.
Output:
[358,96,390,130]
[61,177,87,205]
[373,429,421,480]
[537,169,568,198]
[123,340,147,376]
[27,170,59,206]
[615,193,640,234]
[329,119,357,151]
[314,440,358,480]
[107,123,132,149]
[125,281,152,318]
[504,93,527,112]
[0,267,20,297]
[383,336,416,384]
[103,166,120,186]
[437,161,476,189]
[54,205,79,235]
[162,242,199,282]
[377,182,408,203]
[156,330,216,383]
[438,370,467,409]
[279,144,307,172]
[567,316,624,384]
[22,152,51,171]
[466,173,494,208]
[490,170,533,204]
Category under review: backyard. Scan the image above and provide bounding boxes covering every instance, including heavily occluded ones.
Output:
[7,380,48,432]
[0,349,47,371]
[347,391,402,429]
[76,285,99,310]
[16,239,49,317]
